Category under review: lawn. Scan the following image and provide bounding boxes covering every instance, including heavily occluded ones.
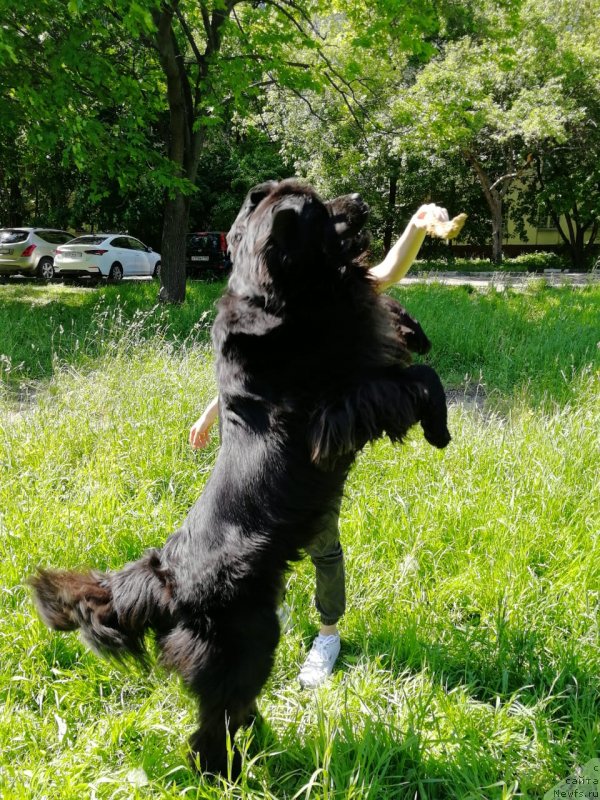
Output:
[0,279,599,799]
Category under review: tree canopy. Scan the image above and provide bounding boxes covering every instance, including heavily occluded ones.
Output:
[1,0,598,294]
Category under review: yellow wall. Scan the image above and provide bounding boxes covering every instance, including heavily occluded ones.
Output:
[504,217,563,246]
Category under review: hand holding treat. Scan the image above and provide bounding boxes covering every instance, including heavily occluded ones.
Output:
[371,202,467,288]
[413,203,467,240]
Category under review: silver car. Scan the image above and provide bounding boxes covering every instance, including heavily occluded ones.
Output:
[0,228,74,281]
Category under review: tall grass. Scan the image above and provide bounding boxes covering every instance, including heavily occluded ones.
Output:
[0,281,599,798]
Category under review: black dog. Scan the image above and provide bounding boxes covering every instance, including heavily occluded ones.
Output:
[30,180,450,777]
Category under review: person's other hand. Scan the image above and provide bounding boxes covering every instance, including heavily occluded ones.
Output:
[189,416,214,449]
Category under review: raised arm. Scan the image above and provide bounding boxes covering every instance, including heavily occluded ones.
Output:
[369,204,453,290]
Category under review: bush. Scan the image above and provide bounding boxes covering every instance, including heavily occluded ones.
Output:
[507,251,569,272]
[415,252,572,273]
[414,257,494,273]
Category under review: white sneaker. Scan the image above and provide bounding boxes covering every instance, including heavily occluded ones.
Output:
[298,634,341,688]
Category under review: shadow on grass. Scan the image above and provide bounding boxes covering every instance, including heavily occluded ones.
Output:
[350,620,599,718]
[155,712,487,800]
[0,279,225,395]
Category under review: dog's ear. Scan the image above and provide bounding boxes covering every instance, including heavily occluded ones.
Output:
[249,182,276,208]
[271,207,299,248]
[326,193,370,260]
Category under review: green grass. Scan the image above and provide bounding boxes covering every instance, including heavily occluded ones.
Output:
[1,281,599,799]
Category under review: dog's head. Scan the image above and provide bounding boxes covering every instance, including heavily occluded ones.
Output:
[226,180,369,300]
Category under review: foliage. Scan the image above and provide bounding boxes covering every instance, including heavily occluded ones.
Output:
[412,252,570,273]
[506,251,570,272]
[190,127,293,233]
[396,0,600,265]
[2,0,600,286]
[509,0,600,269]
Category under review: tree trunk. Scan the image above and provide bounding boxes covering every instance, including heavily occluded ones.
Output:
[8,177,24,227]
[465,151,506,264]
[159,192,190,304]
[154,6,196,304]
[383,173,398,253]
[153,4,232,303]
[491,197,503,265]
[572,226,586,271]
[554,212,598,271]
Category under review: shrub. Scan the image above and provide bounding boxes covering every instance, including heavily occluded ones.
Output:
[415,252,573,273]
[507,251,569,272]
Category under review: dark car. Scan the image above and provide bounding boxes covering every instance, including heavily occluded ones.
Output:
[186,232,230,277]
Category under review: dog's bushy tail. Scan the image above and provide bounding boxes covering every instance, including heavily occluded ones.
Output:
[29,549,171,660]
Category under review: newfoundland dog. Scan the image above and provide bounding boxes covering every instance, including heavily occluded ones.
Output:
[30,179,450,776]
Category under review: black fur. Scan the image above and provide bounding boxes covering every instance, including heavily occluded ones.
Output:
[30,179,450,777]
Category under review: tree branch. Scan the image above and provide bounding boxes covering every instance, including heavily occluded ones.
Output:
[174,6,204,67]
[489,171,518,192]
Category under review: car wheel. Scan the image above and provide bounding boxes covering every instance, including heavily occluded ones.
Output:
[108,262,124,284]
[36,257,55,282]
[153,260,161,279]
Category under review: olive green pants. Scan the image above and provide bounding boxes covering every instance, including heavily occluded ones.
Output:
[304,500,346,627]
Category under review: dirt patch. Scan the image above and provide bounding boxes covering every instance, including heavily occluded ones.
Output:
[1,385,39,424]
[446,385,487,413]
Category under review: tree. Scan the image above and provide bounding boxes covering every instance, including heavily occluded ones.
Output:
[395,32,575,263]
[143,0,450,301]
[259,3,499,256]
[510,0,600,269]
[1,0,454,301]
[0,0,169,235]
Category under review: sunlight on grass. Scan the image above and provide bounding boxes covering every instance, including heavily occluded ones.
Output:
[0,282,598,798]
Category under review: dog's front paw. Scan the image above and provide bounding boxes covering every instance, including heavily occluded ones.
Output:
[422,423,452,449]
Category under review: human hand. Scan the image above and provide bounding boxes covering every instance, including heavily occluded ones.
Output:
[189,395,219,449]
[412,204,467,240]
[412,203,449,230]
[189,414,215,449]
[189,418,212,449]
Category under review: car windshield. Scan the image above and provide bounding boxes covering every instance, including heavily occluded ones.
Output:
[37,231,71,244]
[68,235,108,245]
[0,230,29,244]
[188,234,219,250]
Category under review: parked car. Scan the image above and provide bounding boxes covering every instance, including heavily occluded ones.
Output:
[54,234,161,283]
[0,228,74,281]
[186,231,231,277]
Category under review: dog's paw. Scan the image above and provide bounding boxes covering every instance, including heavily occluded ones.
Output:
[422,424,452,449]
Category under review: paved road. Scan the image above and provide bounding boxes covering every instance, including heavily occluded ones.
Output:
[403,271,599,290]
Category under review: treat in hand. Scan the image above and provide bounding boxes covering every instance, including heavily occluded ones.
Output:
[426,212,467,240]
[414,204,467,240]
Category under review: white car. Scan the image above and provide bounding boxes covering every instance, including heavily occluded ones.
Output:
[54,234,161,283]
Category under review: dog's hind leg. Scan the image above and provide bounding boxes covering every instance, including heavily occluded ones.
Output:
[185,609,280,777]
